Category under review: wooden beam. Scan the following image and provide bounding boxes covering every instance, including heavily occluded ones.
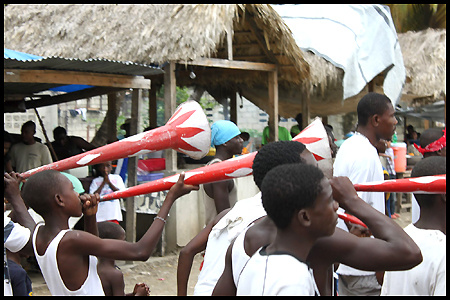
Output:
[24,86,125,109]
[164,61,177,171]
[230,92,237,124]
[5,68,151,89]
[125,89,142,250]
[178,58,276,72]
[268,70,279,142]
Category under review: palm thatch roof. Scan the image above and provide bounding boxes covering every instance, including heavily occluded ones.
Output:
[4,4,309,88]
[4,4,317,118]
[6,5,443,120]
[397,28,446,107]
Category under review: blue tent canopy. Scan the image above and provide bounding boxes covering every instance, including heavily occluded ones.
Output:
[4,48,92,93]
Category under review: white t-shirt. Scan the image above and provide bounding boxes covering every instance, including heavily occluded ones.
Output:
[193,192,266,296]
[89,174,126,222]
[4,217,30,253]
[236,246,319,296]
[333,133,385,276]
[9,142,53,173]
[381,224,446,296]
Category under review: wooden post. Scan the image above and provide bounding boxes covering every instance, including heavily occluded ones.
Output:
[302,89,310,129]
[226,28,233,60]
[230,92,237,124]
[164,61,177,171]
[268,69,278,142]
[149,81,158,129]
[107,92,117,143]
[125,89,141,263]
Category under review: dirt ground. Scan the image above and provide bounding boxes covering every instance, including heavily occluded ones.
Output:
[27,209,411,296]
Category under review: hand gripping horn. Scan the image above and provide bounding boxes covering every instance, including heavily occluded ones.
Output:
[20,100,211,179]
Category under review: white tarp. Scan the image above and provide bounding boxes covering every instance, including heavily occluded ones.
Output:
[273,4,406,105]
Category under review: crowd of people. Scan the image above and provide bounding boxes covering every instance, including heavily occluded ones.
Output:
[4,92,446,296]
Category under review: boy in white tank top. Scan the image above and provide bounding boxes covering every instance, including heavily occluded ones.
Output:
[22,170,197,296]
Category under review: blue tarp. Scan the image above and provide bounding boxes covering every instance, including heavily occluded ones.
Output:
[4,48,92,93]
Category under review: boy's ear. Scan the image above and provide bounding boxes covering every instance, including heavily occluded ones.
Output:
[54,194,65,208]
[297,209,311,227]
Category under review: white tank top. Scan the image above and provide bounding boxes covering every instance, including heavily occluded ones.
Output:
[232,225,252,287]
[32,223,105,295]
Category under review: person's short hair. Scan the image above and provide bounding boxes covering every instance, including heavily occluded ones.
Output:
[21,120,36,131]
[261,163,324,229]
[53,126,67,139]
[98,221,126,240]
[252,141,307,189]
[419,127,445,149]
[411,156,446,209]
[357,92,392,126]
[21,170,65,217]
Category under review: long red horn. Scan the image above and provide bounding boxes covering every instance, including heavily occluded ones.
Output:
[20,100,211,179]
[354,174,446,194]
[100,118,330,201]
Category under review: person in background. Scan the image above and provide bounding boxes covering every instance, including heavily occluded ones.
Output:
[332,92,398,296]
[4,130,14,173]
[381,156,446,295]
[50,126,95,161]
[405,124,421,147]
[97,221,150,296]
[90,161,126,224]
[9,121,53,173]
[239,132,252,155]
[4,172,36,296]
[410,127,446,224]
[262,116,292,146]
[290,113,303,138]
[200,120,243,226]
[324,124,338,159]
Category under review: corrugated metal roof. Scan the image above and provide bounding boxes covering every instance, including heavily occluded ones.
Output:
[4,56,163,77]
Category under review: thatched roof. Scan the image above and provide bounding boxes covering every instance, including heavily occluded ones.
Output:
[6,5,443,119]
[397,28,446,107]
[4,4,310,89]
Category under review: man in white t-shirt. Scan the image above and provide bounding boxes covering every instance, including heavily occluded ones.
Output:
[333,92,398,296]
[9,121,53,174]
[236,163,338,295]
[381,156,446,296]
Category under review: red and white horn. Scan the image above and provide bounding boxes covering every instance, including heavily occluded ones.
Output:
[354,174,446,194]
[20,100,211,178]
[101,119,331,201]
[293,117,333,179]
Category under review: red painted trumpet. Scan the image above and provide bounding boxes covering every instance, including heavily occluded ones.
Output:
[20,100,211,179]
[337,212,367,228]
[100,118,333,201]
[354,174,446,194]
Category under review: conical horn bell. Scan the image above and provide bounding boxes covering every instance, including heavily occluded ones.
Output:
[292,117,333,179]
[166,100,211,160]
[20,100,210,179]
